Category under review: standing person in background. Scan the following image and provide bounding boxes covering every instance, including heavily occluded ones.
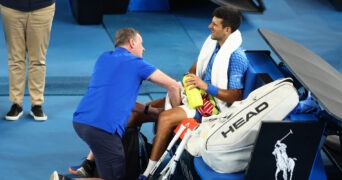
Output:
[0,0,56,121]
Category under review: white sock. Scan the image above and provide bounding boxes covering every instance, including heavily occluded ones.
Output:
[143,159,157,177]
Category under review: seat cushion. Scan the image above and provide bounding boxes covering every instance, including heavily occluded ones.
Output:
[193,157,244,180]
[242,65,257,99]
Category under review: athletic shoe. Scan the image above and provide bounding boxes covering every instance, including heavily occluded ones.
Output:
[49,171,72,180]
[5,104,23,121]
[74,159,96,177]
[76,166,90,177]
[30,105,47,121]
[68,165,80,175]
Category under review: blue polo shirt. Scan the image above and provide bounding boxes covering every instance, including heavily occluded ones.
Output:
[73,47,156,137]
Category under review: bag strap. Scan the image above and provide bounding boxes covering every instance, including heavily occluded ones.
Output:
[137,126,149,171]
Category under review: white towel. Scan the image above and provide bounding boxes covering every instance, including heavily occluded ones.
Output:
[196,30,242,112]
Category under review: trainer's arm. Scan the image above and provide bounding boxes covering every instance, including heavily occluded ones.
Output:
[147,69,181,107]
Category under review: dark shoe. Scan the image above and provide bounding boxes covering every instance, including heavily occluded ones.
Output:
[76,166,90,177]
[76,159,96,177]
[5,104,23,121]
[50,171,72,180]
[30,105,47,121]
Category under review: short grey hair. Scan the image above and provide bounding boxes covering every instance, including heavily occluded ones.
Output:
[114,28,140,47]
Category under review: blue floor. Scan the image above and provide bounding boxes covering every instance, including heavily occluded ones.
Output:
[0,0,341,179]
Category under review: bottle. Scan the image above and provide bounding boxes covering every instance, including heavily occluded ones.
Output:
[182,73,203,108]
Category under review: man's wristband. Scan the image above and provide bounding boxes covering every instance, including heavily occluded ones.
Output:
[207,84,219,97]
[144,105,150,114]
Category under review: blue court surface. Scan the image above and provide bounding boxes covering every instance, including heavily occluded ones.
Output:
[0,0,341,179]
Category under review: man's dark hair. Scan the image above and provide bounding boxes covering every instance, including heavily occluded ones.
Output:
[114,28,140,47]
[213,6,242,32]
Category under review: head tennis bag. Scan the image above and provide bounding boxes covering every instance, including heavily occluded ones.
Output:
[186,77,299,173]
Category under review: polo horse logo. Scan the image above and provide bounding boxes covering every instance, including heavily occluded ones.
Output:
[272,130,297,180]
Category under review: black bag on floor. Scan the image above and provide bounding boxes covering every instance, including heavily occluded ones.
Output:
[122,127,152,180]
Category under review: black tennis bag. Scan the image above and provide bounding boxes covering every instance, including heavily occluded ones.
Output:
[122,127,152,180]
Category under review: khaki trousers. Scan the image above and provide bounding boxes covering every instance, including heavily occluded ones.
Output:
[0,3,55,105]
